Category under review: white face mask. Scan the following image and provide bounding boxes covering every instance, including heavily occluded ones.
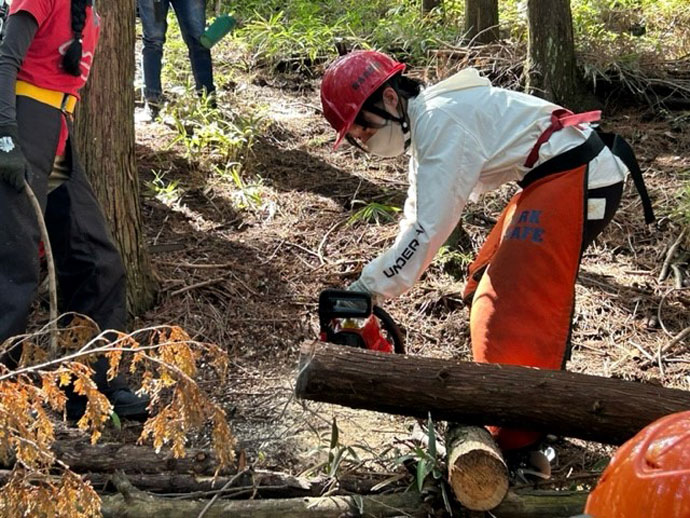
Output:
[365,120,408,157]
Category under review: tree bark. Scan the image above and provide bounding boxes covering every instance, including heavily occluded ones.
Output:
[464,0,499,44]
[493,490,588,517]
[296,342,690,445]
[52,439,223,475]
[74,0,158,316]
[525,0,593,108]
[446,425,508,511]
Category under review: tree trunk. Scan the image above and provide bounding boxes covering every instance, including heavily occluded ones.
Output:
[525,0,593,108]
[464,0,499,44]
[74,0,158,316]
[422,0,440,16]
[446,425,508,511]
[296,342,690,445]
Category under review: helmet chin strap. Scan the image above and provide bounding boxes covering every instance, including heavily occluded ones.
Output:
[365,103,411,150]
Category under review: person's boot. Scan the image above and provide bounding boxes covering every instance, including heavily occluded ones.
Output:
[107,388,150,422]
[136,97,163,123]
[65,387,150,423]
[506,443,557,483]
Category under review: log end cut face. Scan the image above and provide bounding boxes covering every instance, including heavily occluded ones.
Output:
[447,426,510,512]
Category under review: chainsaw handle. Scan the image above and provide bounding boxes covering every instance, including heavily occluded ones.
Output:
[373,306,405,354]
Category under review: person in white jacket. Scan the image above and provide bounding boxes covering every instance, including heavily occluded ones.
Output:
[320,50,654,452]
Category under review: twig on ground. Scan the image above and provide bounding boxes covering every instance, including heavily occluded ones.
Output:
[159,260,237,269]
[640,324,690,368]
[656,287,690,338]
[196,468,252,518]
[317,218,348,265]
[658,229,686,283]
[169,275,231,297]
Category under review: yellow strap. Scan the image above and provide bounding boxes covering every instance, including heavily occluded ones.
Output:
[15,80,78,114]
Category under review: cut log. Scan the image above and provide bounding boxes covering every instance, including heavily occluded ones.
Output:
[446,425,508,511]
[296,342,690,445]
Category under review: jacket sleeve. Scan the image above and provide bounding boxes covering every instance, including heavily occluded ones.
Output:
[0,13,39,126]
[358,110,484,300]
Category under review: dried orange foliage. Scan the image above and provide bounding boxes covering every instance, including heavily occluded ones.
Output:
[0,469,100,518]
[139,326,236,471]
[0,316,236,517]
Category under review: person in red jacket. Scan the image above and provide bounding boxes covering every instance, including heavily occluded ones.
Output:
[0,0,149,420]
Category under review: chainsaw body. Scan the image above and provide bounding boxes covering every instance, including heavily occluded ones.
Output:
[318,289,405,354]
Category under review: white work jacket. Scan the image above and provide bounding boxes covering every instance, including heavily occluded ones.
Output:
[357,68,628,301]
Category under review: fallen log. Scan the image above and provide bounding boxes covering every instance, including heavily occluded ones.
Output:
[51,438,224,475]
[492,489,588,517]
[98,477,587,518]
[88,470,402,498]
[0,466,406,499]
[296,341,690,445]
[99,474,428,518]
[446,425,508,511]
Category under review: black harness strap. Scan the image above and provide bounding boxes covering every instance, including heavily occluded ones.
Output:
[518,132,604,189]
[518,131,656,224]
[596,131,656,224]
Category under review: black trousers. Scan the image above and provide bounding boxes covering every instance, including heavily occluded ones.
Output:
[0,96,127,391]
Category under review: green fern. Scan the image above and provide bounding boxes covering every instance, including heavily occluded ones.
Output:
[347,202,401,225]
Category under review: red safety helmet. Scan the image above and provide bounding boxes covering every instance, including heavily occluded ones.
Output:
[320,50,405,149]
[585,411,690,518]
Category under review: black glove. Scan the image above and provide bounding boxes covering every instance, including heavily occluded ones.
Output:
[0,124,28,192]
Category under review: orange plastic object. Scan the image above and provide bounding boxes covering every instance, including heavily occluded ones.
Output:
[585,411,690,518]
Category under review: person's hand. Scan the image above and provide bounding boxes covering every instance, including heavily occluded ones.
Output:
[346,278,382,307]
[0,124,28,192]
[347,278,370,295]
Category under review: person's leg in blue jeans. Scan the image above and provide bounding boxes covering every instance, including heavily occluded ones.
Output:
[170,0,215,97]
[138,0,170,104]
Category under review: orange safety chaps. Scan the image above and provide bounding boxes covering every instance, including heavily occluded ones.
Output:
[463,164,587,451]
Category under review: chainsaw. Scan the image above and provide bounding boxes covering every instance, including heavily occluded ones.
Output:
[318,289,405,354]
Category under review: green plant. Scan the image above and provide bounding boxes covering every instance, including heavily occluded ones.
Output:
[434,245,473,278]
[166,92,260,163]
[305,418,361,482]
[347,201,401,225]
[396,415,453,514]
[144,170,184,206]
[213,163,265,210]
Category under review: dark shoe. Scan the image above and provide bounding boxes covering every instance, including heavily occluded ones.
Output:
[138,98,163,123]
[108,388,150,422]
[507,444,557,483]
[65,389,150,422]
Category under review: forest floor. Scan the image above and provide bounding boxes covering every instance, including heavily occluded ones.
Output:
[126,53,690,499]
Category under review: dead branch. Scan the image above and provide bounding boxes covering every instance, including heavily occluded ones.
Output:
[24,181,58,355]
